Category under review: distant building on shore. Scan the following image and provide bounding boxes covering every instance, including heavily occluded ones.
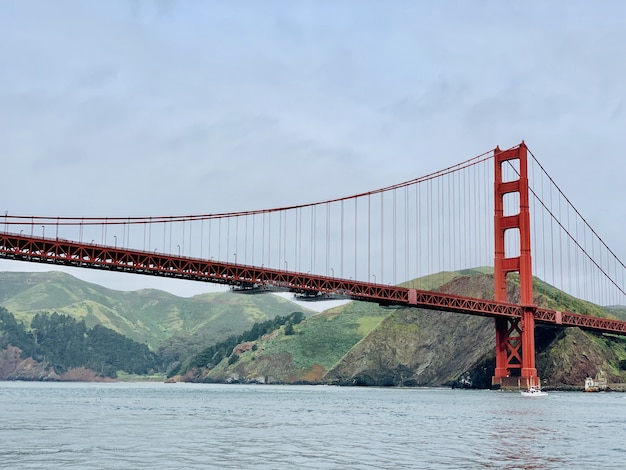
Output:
[584,372,607,392]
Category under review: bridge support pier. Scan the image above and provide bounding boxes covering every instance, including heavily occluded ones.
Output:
[492,142,539,390]
[491,307,539,390]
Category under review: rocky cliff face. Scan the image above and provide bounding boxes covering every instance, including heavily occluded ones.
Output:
[0,346,60,380]
[190,272,626,389]
[324,308,493,387]
[0,346,115,381]
[4,270,625,387]
[537,327,626,387]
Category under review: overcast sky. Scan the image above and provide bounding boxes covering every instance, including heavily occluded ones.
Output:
[1,1,625,300]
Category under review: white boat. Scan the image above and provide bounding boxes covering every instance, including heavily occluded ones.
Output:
[521,386,548,397]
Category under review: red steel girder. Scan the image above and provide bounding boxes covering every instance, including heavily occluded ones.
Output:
[2,231,626,336]
[535,307,626,334]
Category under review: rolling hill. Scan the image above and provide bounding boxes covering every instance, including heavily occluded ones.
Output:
[188,269,626,388]
[0,271,315,351]
[3,269,626,388]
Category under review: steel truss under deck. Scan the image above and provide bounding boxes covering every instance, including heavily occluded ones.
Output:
[2,231,626,337]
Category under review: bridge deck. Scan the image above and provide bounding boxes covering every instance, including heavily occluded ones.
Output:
[2,232,626,335]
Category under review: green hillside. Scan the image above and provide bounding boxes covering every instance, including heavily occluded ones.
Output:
[190,269,626,388]
[606,305,626,321]
[0,271,315,350]
[195,300,390,383]
[3,269,625,388]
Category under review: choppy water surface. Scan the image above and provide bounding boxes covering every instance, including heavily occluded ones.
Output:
[0,382,624,469]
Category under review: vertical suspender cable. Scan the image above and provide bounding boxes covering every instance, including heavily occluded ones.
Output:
[428,178,432,278]
[207,219,210,260]
[295,208,299,273]
[341,200,344,278]
[415,182,420,285]
[326,202,330,276]
[405,185,409,283]
[393,188,397,285]
[189,218,193,257]
[226,217,230,263]
[380,192,385,284]
[438,176,442,286]
[311,206,315,273]
[368,194,371,282]
[354,197,358,280]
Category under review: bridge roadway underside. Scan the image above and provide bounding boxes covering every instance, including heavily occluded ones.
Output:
[2,233,626,336]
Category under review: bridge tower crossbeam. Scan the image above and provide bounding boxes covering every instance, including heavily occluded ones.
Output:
[493,142,539,389]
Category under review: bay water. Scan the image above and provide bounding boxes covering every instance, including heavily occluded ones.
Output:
[1,381,624,469]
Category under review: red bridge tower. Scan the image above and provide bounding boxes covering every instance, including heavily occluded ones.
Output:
[493,142,539,389]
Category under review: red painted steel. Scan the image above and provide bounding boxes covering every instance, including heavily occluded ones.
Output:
[2,231,626,336]
[493,142,539,388]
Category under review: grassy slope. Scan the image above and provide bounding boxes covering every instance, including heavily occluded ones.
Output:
[0,271,314,350]
[606,306,626,321]
[3,268,624,386]
[262,302,389,372]
[204,268,626,386]
[201,301,390,383]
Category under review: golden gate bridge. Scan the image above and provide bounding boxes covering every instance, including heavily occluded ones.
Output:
[2,142,626,389]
